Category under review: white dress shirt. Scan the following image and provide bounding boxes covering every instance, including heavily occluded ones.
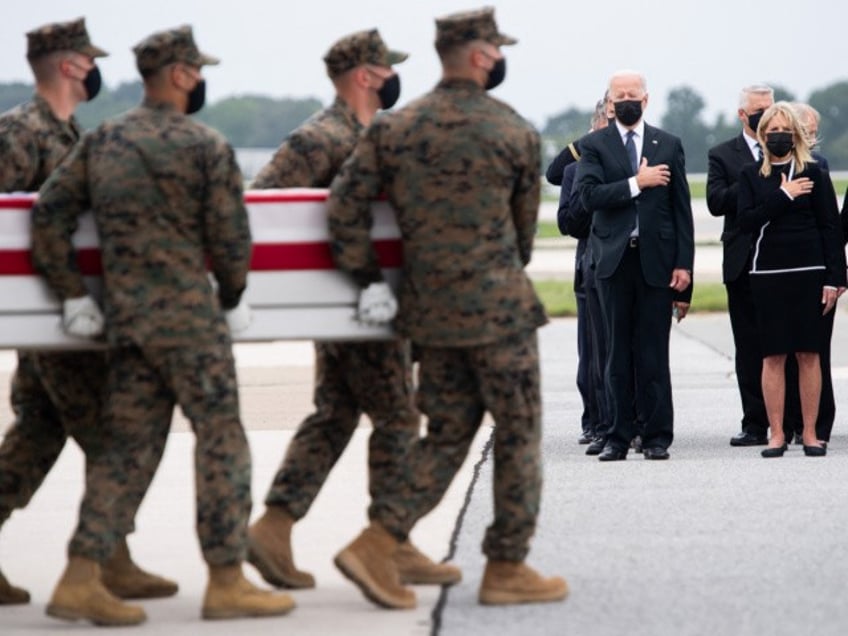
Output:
[615,119,645,198]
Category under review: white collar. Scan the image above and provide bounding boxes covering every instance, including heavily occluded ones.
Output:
[615,119,645,140]
[742,130,760,151]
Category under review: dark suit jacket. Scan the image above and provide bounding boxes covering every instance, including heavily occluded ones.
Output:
[706,133,758,283]
[557,161,594,292]
[842,184,848,244]
[546,140,581,185]
[576,123,694,302]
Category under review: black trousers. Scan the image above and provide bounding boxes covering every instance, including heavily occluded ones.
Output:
[725,270,769,438]
[597,245,674,451]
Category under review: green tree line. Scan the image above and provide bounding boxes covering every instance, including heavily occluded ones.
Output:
[3,80,847,171]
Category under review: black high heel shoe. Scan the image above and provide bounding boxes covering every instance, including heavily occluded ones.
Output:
[761,443,788,458]
[803,444,827,457]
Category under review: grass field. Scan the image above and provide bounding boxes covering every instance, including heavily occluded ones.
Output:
[533,279,728,318]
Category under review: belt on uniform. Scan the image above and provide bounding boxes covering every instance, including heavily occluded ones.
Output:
[628,236,639,248]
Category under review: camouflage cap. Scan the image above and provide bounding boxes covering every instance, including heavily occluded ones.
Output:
[26,17,108,60]
[434,7,517,51]
[133,25,219,76]
[323,29,408,78]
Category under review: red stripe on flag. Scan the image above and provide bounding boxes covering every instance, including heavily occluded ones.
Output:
[0,248,101,275]
[0,196,36,209]
[0,241,402,275]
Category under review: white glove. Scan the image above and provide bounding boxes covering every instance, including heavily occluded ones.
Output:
[357,282,397,325]
[62,295,104,338]
[225,299,252,334]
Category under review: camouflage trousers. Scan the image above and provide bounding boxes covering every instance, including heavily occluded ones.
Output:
[389,330,542,561]
[0,350,108,526]
[69,343,251,566]
[265,340,419,526]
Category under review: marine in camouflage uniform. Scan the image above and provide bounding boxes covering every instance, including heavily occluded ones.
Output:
[0,18,176,606]
[30,26,293,625]
[329,8,568,608]
[248,29,458,592]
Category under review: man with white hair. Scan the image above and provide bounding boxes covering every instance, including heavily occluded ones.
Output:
[707,84,775,447]
[576,69,694,462]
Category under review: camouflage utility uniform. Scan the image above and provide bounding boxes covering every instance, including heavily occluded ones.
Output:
[253,96,418,527]
[328,77,547,560]
[31,98,253,565]
[0,95,110,532]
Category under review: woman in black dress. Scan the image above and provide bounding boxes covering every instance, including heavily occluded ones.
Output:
[738,102,846,458]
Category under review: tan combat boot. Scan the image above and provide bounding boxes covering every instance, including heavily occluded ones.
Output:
[394,541,462,586]
[334,522,416,609]
[46,556,146,626]
[247,506,315,589]
[478,560,569,606]
[0,567,30,605]
[101,538,179,599]
[202,563,296,620]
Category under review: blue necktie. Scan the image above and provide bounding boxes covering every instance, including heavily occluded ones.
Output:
[625,130,638,175]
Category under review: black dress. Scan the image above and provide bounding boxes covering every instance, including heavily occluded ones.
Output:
[737,159,846,356]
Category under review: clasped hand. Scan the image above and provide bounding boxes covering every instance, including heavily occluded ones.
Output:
[781,173,813,198]
[357,282,397,325]
[636,157,670,189]
[62,295,104,338]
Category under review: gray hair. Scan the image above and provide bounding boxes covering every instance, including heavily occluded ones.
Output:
[609,69,647,94]
[790,101,821,124]
[590,98,607,127]
[738,84,774,109]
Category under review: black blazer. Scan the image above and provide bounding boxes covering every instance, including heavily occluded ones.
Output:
[706,134,758,283]
[738,160,846,287]
[575,123,694,300]
[557,161,594,292]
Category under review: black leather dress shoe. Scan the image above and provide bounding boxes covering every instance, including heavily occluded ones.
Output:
[642,447,670,460]
[598,446,627,461]
[803,444,827,457]
[761,443,788,458]
[585,436,606,456]
[729,431,768,447]
[578,431,593,445]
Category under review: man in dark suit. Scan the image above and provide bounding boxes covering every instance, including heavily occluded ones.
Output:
[558,99,610,449]
[706,85,774,446]
[576,70,694,461]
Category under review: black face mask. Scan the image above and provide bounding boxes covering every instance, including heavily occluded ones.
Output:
[747,110,764,134]
[377,74,400,109]
[83,65,102,101]
[765,131,794,158]
[614,99,643,127]
[485,57,506,90]
[186,79,206,114]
